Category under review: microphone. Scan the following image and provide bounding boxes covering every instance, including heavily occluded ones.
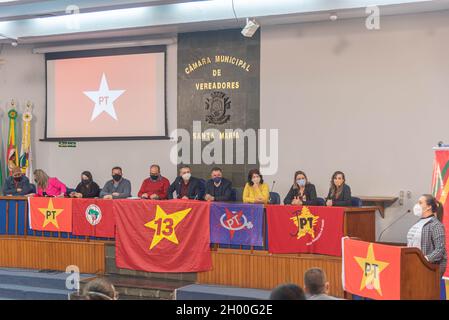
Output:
[377,209,411,242]
[269,180,276,203]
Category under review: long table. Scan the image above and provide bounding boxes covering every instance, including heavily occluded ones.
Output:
[0,196,376,297]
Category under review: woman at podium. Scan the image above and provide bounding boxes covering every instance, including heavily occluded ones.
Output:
[283,170,318,205]
[325,171,351,207]
[407,194,447,277]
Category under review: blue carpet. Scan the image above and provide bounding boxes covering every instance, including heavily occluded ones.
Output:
[175,284,271,300]
[0,268,94,300]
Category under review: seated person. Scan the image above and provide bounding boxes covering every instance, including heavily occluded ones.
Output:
[325,171,351,207]
[100,167,131,199]
[168,165,204,200]
[204,167,233,202]
[304,268,341,300]
[270,283,306,300]
[243,169,270,204]
[70,171,100,198]
[3,166,33,196]
[33,169,66,197]
[284,170,318,205]
[138,164,170,200]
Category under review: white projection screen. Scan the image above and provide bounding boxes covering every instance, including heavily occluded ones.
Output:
[45,46,167,140]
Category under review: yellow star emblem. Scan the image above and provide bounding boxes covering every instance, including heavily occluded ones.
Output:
[144,205,192,250]
[38,199,64,229]
[354,243,389,296]
[290,206,319,239]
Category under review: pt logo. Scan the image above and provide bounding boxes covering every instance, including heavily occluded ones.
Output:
[354,243,389,296]
[220,208,253,239]
[290,206,324,245]
[364,263,380,290]
[85,204,102,226]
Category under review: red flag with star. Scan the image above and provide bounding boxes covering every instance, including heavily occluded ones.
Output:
[114,199,212,273]
[28,197,72,232]
[343,238,401,300]
[266,205,344,256]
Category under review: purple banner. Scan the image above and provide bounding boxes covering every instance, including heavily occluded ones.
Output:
[210,202,263,246]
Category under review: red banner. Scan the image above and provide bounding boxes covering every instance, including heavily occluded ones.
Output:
[72,199,115,238]
[114,199,212,273]
[343,238,401,300]
[28,197,72,232]
[266,205,344,256]
[432,149,449,279]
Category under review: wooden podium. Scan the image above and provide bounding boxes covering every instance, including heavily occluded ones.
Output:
[343,238,440,300]
[344,207,376,242]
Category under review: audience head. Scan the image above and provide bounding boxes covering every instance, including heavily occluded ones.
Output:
[150,164,161,180]
[111,167,122,182]
[81,171,92,184]
[179,165,191,181]
[33,169,49,188]
[248,169,263,186]
[12,167,23,181]
[293,170,308,189]
[269,283,306,300]
[418,194,443,221]
[82,278,118,300]
[304,268,329,296]
[210,167,223,183]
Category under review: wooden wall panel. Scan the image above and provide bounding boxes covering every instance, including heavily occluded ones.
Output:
[198,249,344,298]
[0,236,107,274]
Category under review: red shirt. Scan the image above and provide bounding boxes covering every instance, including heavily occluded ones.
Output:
[137,176,170,199]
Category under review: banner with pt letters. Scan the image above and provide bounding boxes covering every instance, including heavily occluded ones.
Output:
[28,197,72,232]
[210,202,264,246]
[343,238,401,300]
[266,205,345,256]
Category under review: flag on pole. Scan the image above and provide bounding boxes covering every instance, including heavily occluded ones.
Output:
[431,148,449,284]
[6,106,19,176]
[19,102,33,180]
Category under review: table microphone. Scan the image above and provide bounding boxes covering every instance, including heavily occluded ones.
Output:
[377,209,411,242]
[269,180,276,203]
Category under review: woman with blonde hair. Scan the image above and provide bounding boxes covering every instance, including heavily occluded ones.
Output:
[33,169,67,197]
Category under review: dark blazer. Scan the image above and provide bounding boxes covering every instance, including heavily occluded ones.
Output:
[75,181,101,198]
[168,176,205,200]
[2,176,33,196]
[205,178,232,201]
[283,183,318,205]
[326,184,352,207]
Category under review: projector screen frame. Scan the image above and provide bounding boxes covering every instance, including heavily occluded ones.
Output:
[42,45,169,142]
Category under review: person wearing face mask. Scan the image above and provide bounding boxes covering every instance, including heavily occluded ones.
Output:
[204,167,233,202]
[100,167,132,199]
[243,169,270,204]
[167,165,205,200]
[284,171,318,206]
[138,164,170,200]
[407,194,447,277]
[70,171,100,198]
[325,171,351,207]
[3,166,33,196]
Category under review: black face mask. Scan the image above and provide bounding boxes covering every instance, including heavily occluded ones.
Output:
[82,179,90,185]
[150,175,159,181]
[112,174,122,182]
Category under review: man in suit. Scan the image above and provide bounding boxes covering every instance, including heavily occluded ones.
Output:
[168,165,205,200]
[304,268,341,300]
[204,167,233,202]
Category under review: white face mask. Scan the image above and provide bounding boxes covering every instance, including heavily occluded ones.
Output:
[413,203,423,217]
[182,172,191,181]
